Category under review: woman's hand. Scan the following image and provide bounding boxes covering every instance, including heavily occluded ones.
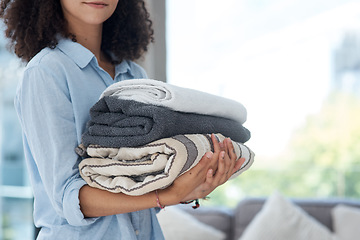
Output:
[159,134,245,206]
[180,134,245,202]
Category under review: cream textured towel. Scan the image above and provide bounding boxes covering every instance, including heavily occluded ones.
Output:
[78,133,254,196]
[100,79,248,124]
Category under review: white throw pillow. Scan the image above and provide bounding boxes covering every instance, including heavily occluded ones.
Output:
[240,192,336,240]
[332,204,360,240]
[157,206,226,240]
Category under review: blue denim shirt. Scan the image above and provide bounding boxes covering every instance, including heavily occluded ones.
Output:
[14,38,164,240]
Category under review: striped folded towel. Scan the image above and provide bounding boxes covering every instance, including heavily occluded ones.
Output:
[101,78,248,124]
[78,133,254,196]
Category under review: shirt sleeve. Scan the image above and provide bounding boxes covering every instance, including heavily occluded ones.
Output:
[15,64,97,226]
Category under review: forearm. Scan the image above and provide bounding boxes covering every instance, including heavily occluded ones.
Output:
[79,152,213,217]
[79,185,182,217]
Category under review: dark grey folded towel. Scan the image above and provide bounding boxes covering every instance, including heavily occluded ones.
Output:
[81,96,251,148]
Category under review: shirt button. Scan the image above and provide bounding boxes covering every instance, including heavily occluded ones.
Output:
[135,230,140,235]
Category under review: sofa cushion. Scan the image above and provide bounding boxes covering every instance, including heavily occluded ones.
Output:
[238,192,336,240]
[157,206,226,240]
[233,196,360,239]
[182,196,360,240]
[233,198,265,238]
[332,204,360,240]
[180,205,234,240]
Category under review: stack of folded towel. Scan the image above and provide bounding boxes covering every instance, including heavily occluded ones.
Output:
[76,79,255,196]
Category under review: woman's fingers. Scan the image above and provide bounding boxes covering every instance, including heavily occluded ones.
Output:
[226,138,236,162]
[209,150,227,185]
[211,138,246,184]
[204,169,214,187]
[178,155,247,201]
[177,135,247,201]
[225,138,237,176]
[211,134,221,153]
[232,157,246,175]
[223,137,230,156]
[193,151,213,173]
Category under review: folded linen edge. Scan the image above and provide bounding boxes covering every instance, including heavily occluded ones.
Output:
[77,133,254,195]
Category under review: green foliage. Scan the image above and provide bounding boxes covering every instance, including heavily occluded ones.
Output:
[2,214,15,240]
[206,91,360,207]
[287,92,360,167]
[284,92,360,198]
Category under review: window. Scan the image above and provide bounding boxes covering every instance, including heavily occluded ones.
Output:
[166,0,360,206]
[0,27,33,240]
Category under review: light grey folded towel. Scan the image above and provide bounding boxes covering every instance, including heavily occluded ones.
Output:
[78,133,255,196]
[101,78,247,124]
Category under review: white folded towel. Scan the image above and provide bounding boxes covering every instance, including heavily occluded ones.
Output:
[101,79,247,124]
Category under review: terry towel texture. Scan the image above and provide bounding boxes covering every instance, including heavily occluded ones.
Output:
[80,96,251,148]
[79,133,254,196]
[100,78,248,124]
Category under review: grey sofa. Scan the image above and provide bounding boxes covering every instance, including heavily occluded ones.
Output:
[182,197,360,240]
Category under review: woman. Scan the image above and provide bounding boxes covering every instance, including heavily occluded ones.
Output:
[0,0,244,239]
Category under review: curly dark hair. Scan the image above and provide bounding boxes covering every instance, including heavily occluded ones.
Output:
[0,0,154,62]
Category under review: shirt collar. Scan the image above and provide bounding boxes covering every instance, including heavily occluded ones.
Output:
[115,60,133,77]
[56,37,133,77]
[56,38,94,69]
